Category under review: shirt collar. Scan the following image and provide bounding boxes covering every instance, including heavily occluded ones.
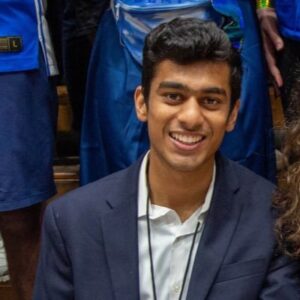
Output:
[138,152,216,220]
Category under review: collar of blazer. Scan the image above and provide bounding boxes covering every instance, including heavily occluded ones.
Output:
[101,152,241,300]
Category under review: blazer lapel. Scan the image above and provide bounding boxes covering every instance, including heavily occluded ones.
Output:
[101,159,142,300]
[187,155,243,300]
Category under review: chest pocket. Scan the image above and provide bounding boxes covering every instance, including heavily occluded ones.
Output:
[112,0,224,65]
[215,258,267,283]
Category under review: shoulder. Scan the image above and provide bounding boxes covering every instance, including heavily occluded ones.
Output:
[217,155,275,204]
[232,159,273,188]
[221,154,274,186]
[46,158,141,221]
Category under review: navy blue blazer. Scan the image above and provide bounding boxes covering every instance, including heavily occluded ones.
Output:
[34,155,300,299]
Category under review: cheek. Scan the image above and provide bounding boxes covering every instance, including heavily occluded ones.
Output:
[148,104,172,125]
[210,123,232,140]
[147,110,171,140]
[206,113,230,129]
[147,114,160,137]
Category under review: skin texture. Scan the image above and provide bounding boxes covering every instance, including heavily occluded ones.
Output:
[135,60,239,221]
[257,8,284,87]
[0,202,45,300]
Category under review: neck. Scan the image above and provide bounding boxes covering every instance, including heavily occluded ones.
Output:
[147,155,214,222]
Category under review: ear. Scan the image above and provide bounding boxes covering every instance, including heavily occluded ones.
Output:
[226,100,240,132]
[134,85,148,122]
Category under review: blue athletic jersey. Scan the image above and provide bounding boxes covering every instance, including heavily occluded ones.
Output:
[275,0,300,41]
[0,0,58,74]
[113,0,243,64]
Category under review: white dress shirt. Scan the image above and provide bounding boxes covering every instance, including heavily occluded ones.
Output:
[138,153,216,300]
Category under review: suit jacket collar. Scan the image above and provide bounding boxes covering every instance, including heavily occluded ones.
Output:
[187,153,242,300]
[101,153,242,300]
[100,156,143,300]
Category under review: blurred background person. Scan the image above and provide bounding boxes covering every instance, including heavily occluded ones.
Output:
[62,0,109,148]
[274,121,300,259]
[257,0,300,124]
[0,0,58,299]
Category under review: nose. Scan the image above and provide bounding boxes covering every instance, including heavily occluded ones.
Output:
[177,98,204,130]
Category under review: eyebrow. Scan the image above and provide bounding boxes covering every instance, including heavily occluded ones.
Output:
[158,81,227,96]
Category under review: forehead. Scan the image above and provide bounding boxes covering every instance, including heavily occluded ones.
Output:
[151,60,231,93]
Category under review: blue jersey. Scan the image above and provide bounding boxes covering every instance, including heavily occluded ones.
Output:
[0,0,58,74]
[275,0,300,41]
[113,0,243,65]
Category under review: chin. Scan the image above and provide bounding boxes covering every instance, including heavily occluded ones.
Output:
[167,158,205,173]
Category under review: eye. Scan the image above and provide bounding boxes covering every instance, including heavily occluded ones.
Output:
[202,97,221,108]
[164,93,183,103]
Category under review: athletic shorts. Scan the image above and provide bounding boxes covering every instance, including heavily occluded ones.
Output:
[0,53,58,211]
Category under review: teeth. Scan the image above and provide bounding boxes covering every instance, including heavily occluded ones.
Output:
[171,133,203,144]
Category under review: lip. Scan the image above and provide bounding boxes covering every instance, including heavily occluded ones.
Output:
[169,132,206,152]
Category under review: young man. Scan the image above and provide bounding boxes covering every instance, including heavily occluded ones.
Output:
[34,18,299,299]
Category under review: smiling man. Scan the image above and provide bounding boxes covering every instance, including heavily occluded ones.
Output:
[34,18,299,300]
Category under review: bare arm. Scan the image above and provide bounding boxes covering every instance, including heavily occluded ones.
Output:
[257,7,284,87]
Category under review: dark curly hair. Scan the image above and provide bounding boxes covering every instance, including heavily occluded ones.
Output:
[274,122,300,258]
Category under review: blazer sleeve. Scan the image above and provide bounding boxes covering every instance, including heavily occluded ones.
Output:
[259,252,300,299]
[33,205,74,300]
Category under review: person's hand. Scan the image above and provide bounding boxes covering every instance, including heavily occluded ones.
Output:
[257,8,284,87]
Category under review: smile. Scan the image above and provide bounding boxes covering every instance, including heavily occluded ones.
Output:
[170,132,205,145]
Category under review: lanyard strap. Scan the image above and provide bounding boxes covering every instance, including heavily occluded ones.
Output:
[146,185,201,300]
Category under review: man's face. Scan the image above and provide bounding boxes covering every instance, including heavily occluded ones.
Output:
[135,60,239,174]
